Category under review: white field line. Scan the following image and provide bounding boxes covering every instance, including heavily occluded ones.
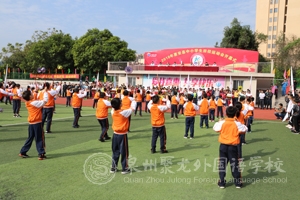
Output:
[1,114,95,127]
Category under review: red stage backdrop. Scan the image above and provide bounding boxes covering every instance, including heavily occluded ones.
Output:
[144,48,259,72]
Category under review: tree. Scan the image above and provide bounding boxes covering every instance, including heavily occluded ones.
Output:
[72,28,136,73]
[25,28,74,73]
[274,33,300,79]
[220,18,267,51]
[0,43,26,71]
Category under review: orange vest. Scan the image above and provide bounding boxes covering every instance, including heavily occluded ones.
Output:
[25,100,43,124]
[112,110,130,134]
[121,96,131,110]
[184,102,196,117]
[150,104,165,127]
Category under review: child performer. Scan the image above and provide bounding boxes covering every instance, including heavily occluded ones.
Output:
[110,98,136,174]
[147,95,171,154]
[19,90,48,160]
[213,106,248,189]
[183,94,199,139]
[96,92,112,142]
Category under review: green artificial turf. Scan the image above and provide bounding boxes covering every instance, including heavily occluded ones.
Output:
[0,102,299,200]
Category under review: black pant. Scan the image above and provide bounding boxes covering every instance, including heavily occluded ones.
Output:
[200,115,209,128]
[218,144,242,187]
[93,99,98,108]
[217,106,223,118]
[98,118,109,139]
[209,109,215,121]
[73,108,80,127]
[112,133,129,171]
[66,96,71,106]
[292,115,300,132]
[145,101,150,112]
[171,104,178,118]
[178,104,184,114]
[135,102,142,115]
[151,126,167,152]
[20,123,45,155]
[13,99,21,115]
[259,99,264,109]
[5,96,11,104]
[42,107,54,132]
[185,117,195,137]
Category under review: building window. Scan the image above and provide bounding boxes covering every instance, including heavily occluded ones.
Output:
[269,18,272,22]
[272,44,276,48]
[273,35,277,40]
[275,0,278,3]
[270,0,273,4]
[273,26,277,31]
[271,52,276,57]
[274,8,278,13]
[233,80,244,90]
[274,17,277,22]
[270,8,273,13]
[269,26,272,31]
[268,35,272,40]
[268,44,271,48]
[267,53,271,57]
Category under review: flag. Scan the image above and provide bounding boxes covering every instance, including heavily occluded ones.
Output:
[4,64,8,85]
[75,69,77,74]
[272,68,276,74]
[283,70,286,79]
[96,71,99,89]
[290,67,294,96]
[229,76,233,91]
[104,76,107,82]
[249,76,252,91]
[68,68,70,74]
[187,74,190,89]
[287,69,291,77]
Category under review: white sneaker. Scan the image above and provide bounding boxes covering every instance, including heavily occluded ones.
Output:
[184,136,187,139]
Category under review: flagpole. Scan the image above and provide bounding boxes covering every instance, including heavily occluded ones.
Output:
[4,64,8,85]
[249,76,252,91]
[291,66,294,96]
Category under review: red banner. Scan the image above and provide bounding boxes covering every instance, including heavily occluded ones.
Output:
[144,47,259,72]
[29,74,80,79]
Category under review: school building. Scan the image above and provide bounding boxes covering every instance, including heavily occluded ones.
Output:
[106,47,275,104]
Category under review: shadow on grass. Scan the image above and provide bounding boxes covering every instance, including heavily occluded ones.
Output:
[0,137,28,142]
[196,133,218,139]
[169,143,210,153]
[247,137,273,144]
[244,148,279,162]
[47,148,100,159]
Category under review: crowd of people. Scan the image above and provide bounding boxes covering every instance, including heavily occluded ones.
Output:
[0,78,297,188]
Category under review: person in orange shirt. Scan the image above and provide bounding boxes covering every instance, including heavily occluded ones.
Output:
[72,87,87,128]
[66,87,72,107]
[183,94,199,139]
[177,93,185,115]
[39,82,61,133]
[115,89,121,99]
[121,90,134,132]
[96,92,112,142]
[93,89,100,109]
[147,95,171,154]
[110,97,136,174]
[5,86,12,105]
[134,89,143,116]
[198,93,209,128]
[19,89,48,160]
[216,95,225,119]
[145,90,151,113]
[12,83,22,117]
[31,87,38,100]
[213,106,247,189]
[208,95,217,122]
[170,91,179,119]
[235,102,245,159]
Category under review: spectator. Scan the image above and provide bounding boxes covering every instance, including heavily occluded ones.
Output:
[274,103,286,120]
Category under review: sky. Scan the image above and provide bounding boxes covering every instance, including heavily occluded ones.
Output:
[0,0,256,54]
